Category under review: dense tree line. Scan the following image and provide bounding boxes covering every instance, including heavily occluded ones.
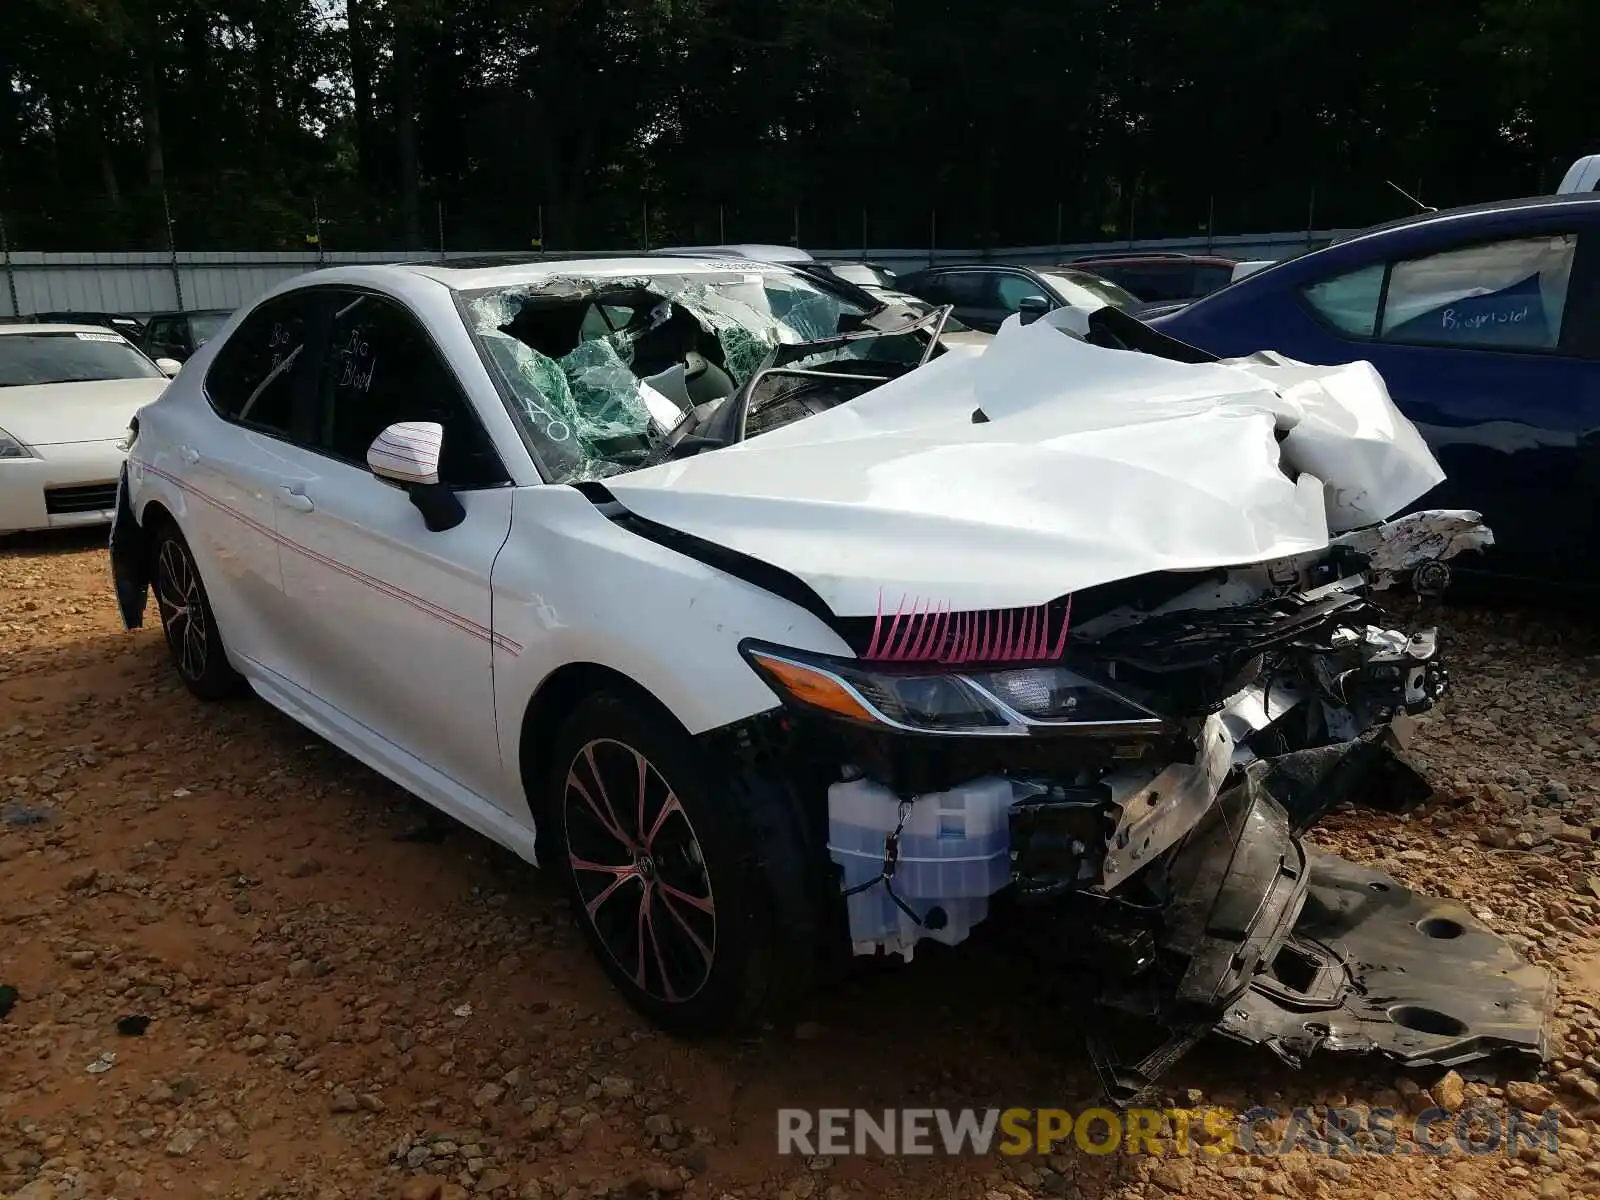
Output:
[1,0,1595,253]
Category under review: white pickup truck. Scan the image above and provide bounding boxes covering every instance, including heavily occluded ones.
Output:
[1558,154,1600,193]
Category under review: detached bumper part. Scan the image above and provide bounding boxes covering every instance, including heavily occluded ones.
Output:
[1147,775,1549,1079]
[1155,766,1551,1065]
[1158,771,1309,1013]
[108,462,151,630]
[1218,850,1552,1068]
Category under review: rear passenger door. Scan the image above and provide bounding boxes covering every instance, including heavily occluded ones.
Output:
[179,291,322,678]
[1301,229,1600,584]
[267,288,517,805]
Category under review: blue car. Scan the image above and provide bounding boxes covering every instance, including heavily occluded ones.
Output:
[1153,194,1600,589]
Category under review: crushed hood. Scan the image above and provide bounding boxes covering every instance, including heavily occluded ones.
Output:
[601,316,1447,618]
[0,378,167,446]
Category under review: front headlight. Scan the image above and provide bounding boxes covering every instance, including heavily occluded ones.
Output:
[0,427,34,460]
[741,642,1166,737]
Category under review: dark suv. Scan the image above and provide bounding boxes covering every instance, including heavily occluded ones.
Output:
[897,264,1140,333]
[1064,253,1238,304]
[140,309,234,363]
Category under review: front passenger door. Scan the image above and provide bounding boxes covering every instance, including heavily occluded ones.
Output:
[926,270,1007,332]
[993,272,1058,323]
[269,289,517,805]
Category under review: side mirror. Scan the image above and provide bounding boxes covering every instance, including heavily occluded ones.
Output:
[1018,296,1052,326]
[366,421,466,533]
[154,357,182,377]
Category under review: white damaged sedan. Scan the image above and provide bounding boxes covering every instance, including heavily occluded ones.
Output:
[109,256,1547,1089]
[0,323,177,533]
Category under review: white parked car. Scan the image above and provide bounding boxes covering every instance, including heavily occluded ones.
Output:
[109,257,1546,1079]
[0,323,180,534]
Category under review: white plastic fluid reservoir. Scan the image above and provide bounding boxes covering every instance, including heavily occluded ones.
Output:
[827,776,1016,957]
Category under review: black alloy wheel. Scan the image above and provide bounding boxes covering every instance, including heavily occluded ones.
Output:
[544,690,785,1035]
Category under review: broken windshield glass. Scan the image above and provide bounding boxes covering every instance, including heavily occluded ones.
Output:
[462,268,867,482]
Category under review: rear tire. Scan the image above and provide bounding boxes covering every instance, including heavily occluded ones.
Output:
[150,521,245,700]
[545,689,780,1036]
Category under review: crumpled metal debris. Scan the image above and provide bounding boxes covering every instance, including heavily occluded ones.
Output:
[1331,509,1495,588]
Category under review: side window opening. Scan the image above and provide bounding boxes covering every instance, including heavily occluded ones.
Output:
[994,274,1047,312]
[1380,234,1577,350]
[1301,235,1581,352]
[930,272,992,307]
[203,295,314,435]
[314,292,507,489]
[907,274,948,304]
[1302,264,1386,336]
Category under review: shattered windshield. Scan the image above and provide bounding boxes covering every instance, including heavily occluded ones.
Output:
[462,268,878,483]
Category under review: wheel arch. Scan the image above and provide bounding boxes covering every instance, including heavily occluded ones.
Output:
[516,661,691,821]
[139,497,178,540]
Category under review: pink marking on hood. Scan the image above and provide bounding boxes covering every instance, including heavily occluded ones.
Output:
[860,593,1074,667]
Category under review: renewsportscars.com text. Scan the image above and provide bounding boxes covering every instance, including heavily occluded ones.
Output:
[777,1106,1564,1158]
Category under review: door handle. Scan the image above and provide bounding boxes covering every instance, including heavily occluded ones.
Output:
[278,485,315,514]
[179,445,200,465]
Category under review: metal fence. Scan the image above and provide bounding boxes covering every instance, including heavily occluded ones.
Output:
[0,179,1401,257]
[0,231,1346,320]
[0,173,1439,317]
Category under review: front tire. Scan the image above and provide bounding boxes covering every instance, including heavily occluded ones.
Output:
[545,690,777,1036]
[150,522,244,700]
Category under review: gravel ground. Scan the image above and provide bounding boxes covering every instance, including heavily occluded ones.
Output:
[2,532,1599,1200]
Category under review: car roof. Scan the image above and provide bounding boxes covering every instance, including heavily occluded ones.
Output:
[1068,253,1238,266]
[656,243,816,263]
[911,263,1042,273]
[1330,192,1600,246]
[145,308,233,318]
[386,254,810,292]
[1171,192,1600,318]
[0,322,128,336]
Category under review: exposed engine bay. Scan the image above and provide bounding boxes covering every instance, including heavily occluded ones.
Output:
[733,524,1549,1102]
